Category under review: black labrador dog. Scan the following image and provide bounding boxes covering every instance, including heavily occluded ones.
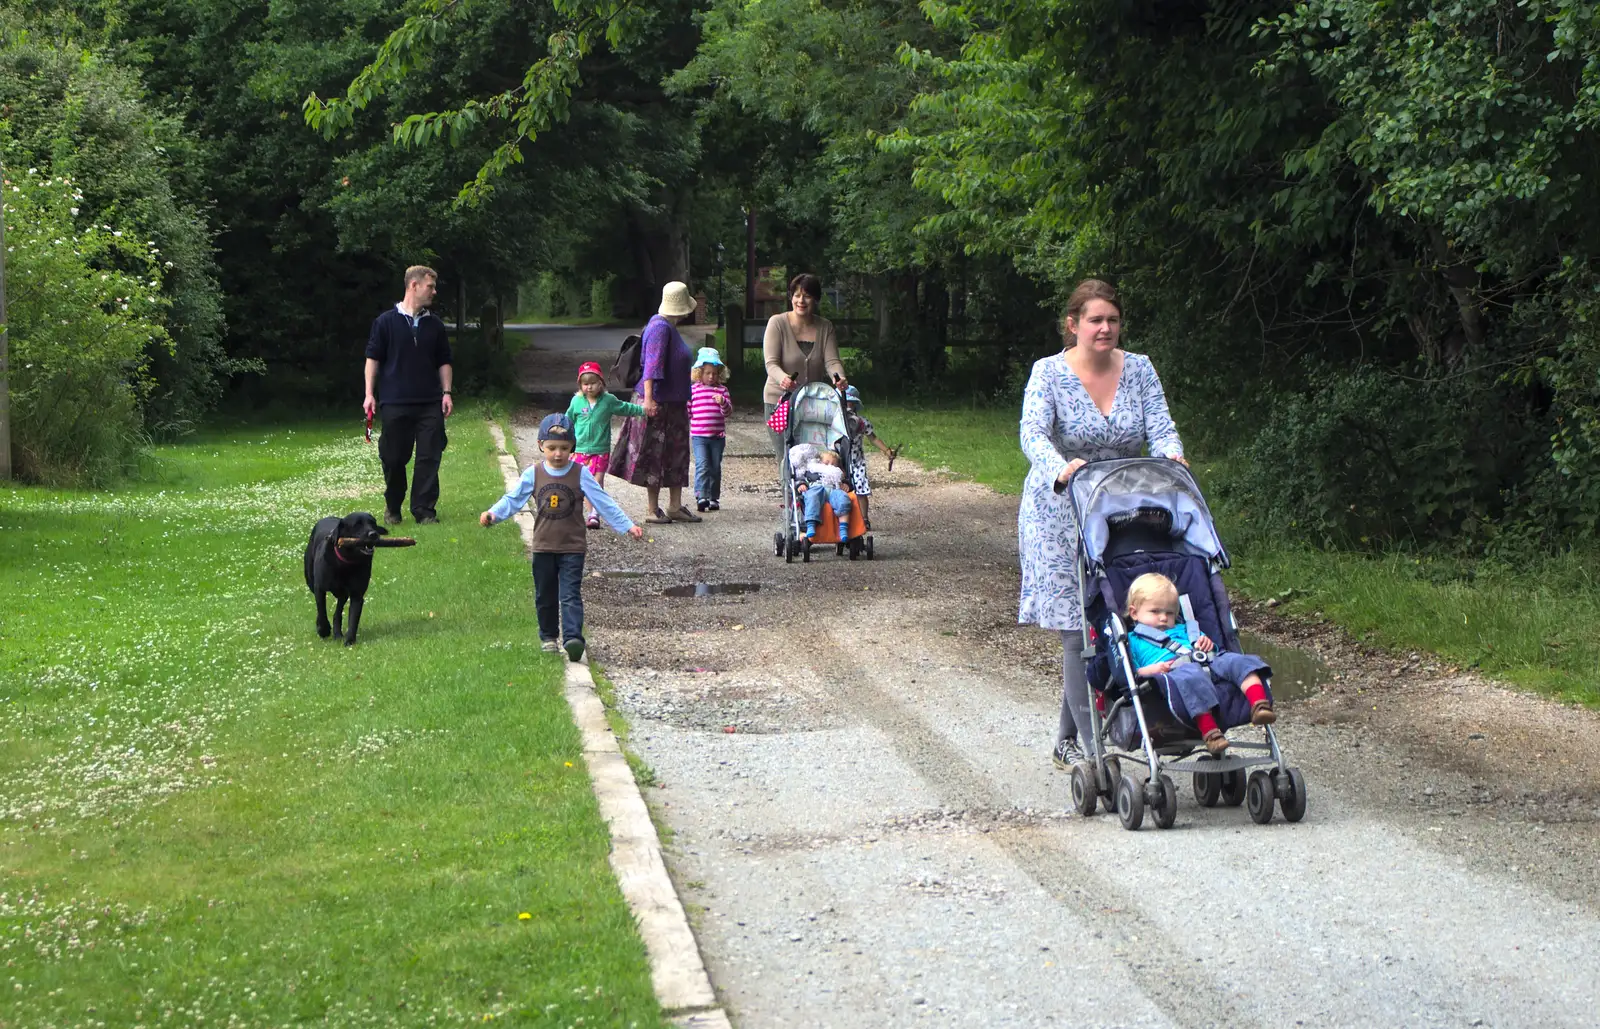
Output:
[304,511,387,645]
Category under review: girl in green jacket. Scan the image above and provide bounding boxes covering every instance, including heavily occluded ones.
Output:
[567,361,645,527]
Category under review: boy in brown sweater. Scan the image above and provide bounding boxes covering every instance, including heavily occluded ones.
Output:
[480,413,642,662]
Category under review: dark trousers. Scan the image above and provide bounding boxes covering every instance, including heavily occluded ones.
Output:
[692,435,725,501]
[532,551,586,643]
[379,403,446,520]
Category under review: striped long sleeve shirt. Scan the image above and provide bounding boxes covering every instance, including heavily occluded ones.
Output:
[688,382,732,437]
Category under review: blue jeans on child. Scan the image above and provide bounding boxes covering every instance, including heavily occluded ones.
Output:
[1160,652,1271,727]
[692,434,725,502]
[801,486,851,536]
[532,551,585,644]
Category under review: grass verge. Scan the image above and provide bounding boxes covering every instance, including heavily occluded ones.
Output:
[864,401,1600,707]
[0,407,663,1027]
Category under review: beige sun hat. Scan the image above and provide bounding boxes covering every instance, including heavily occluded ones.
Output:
[658,281,696,318]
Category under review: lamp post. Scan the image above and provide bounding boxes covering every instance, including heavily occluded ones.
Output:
[715,242,725,328]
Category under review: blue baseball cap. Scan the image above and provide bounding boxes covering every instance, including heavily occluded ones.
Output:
[844,385,862,406]
[538,413,575,443]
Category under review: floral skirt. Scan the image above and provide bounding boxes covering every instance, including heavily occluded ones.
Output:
[611,401,690,489]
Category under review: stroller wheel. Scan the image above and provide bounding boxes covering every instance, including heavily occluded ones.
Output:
[773,532,784,558]
[1219,767,1247,807]
[1279,767,1308,823]
[865,536,874,560]
[1150,774,1179,830]
[1246,770,1276,824]
[802,539,812,563]
[1098,755,1122,800]
[1069,763,1098,817]
[1115,774,1145,831]
[784,531,796,564]
[1192,757,1222,807]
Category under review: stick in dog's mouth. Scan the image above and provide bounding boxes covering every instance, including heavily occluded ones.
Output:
[337,537,418,547]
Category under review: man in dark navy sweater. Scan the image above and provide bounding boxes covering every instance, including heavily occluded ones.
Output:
[363,266,455,524]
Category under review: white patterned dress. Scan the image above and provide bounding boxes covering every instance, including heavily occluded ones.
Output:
[1017,351,1185,631]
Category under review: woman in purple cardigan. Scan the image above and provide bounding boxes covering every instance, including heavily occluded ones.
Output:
[612,282,703,524]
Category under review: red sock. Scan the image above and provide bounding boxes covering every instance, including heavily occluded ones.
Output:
[1195,711,1219,737]
[1244,682,1269,707]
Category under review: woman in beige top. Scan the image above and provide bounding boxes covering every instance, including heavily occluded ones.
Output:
[763,273,848,473]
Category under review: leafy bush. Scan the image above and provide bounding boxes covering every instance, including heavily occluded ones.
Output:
[588,275,614,319]
[526,272,561,319]
[3,168,170,484]
[0,35,237,438]
[1221,366,1535,549]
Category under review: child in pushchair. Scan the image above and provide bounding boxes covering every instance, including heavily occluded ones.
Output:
[790,444,853,540]
[1064,457,1307,830]
[1124,572,1276,756]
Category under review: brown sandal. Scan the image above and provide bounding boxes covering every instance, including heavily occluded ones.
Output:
[668,505,703,523]
[643,508,672,525]
[1250,700,1277,726]
[1204,729,1230,756]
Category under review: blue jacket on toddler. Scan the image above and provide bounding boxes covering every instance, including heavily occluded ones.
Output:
[1121,621,1272,731]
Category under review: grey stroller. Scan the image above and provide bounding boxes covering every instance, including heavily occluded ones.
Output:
[1064,458,1308,830]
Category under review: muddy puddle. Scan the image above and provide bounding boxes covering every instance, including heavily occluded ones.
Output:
[662,582,763,598]
[1238,630,1331,702]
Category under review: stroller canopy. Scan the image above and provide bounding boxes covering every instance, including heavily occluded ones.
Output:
[1066,458,1227,571]
[787,381,849,451]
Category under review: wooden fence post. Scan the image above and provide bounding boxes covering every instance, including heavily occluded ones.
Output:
[725,304,746,374]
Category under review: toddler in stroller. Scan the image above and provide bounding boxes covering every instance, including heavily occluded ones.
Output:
[1124,572,1276,756]
[790,443,854,541]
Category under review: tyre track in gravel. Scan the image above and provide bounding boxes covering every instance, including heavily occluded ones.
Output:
[507,403,1600,1028]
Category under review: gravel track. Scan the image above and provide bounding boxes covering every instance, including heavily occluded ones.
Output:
[509,403,1600,1029]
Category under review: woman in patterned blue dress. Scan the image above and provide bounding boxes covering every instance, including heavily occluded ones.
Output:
[1017,279,1187,768]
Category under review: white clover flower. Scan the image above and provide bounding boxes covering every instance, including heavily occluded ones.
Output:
[70,208,79,216]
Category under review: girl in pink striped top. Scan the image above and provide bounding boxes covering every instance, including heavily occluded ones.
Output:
[689,347,733,511]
